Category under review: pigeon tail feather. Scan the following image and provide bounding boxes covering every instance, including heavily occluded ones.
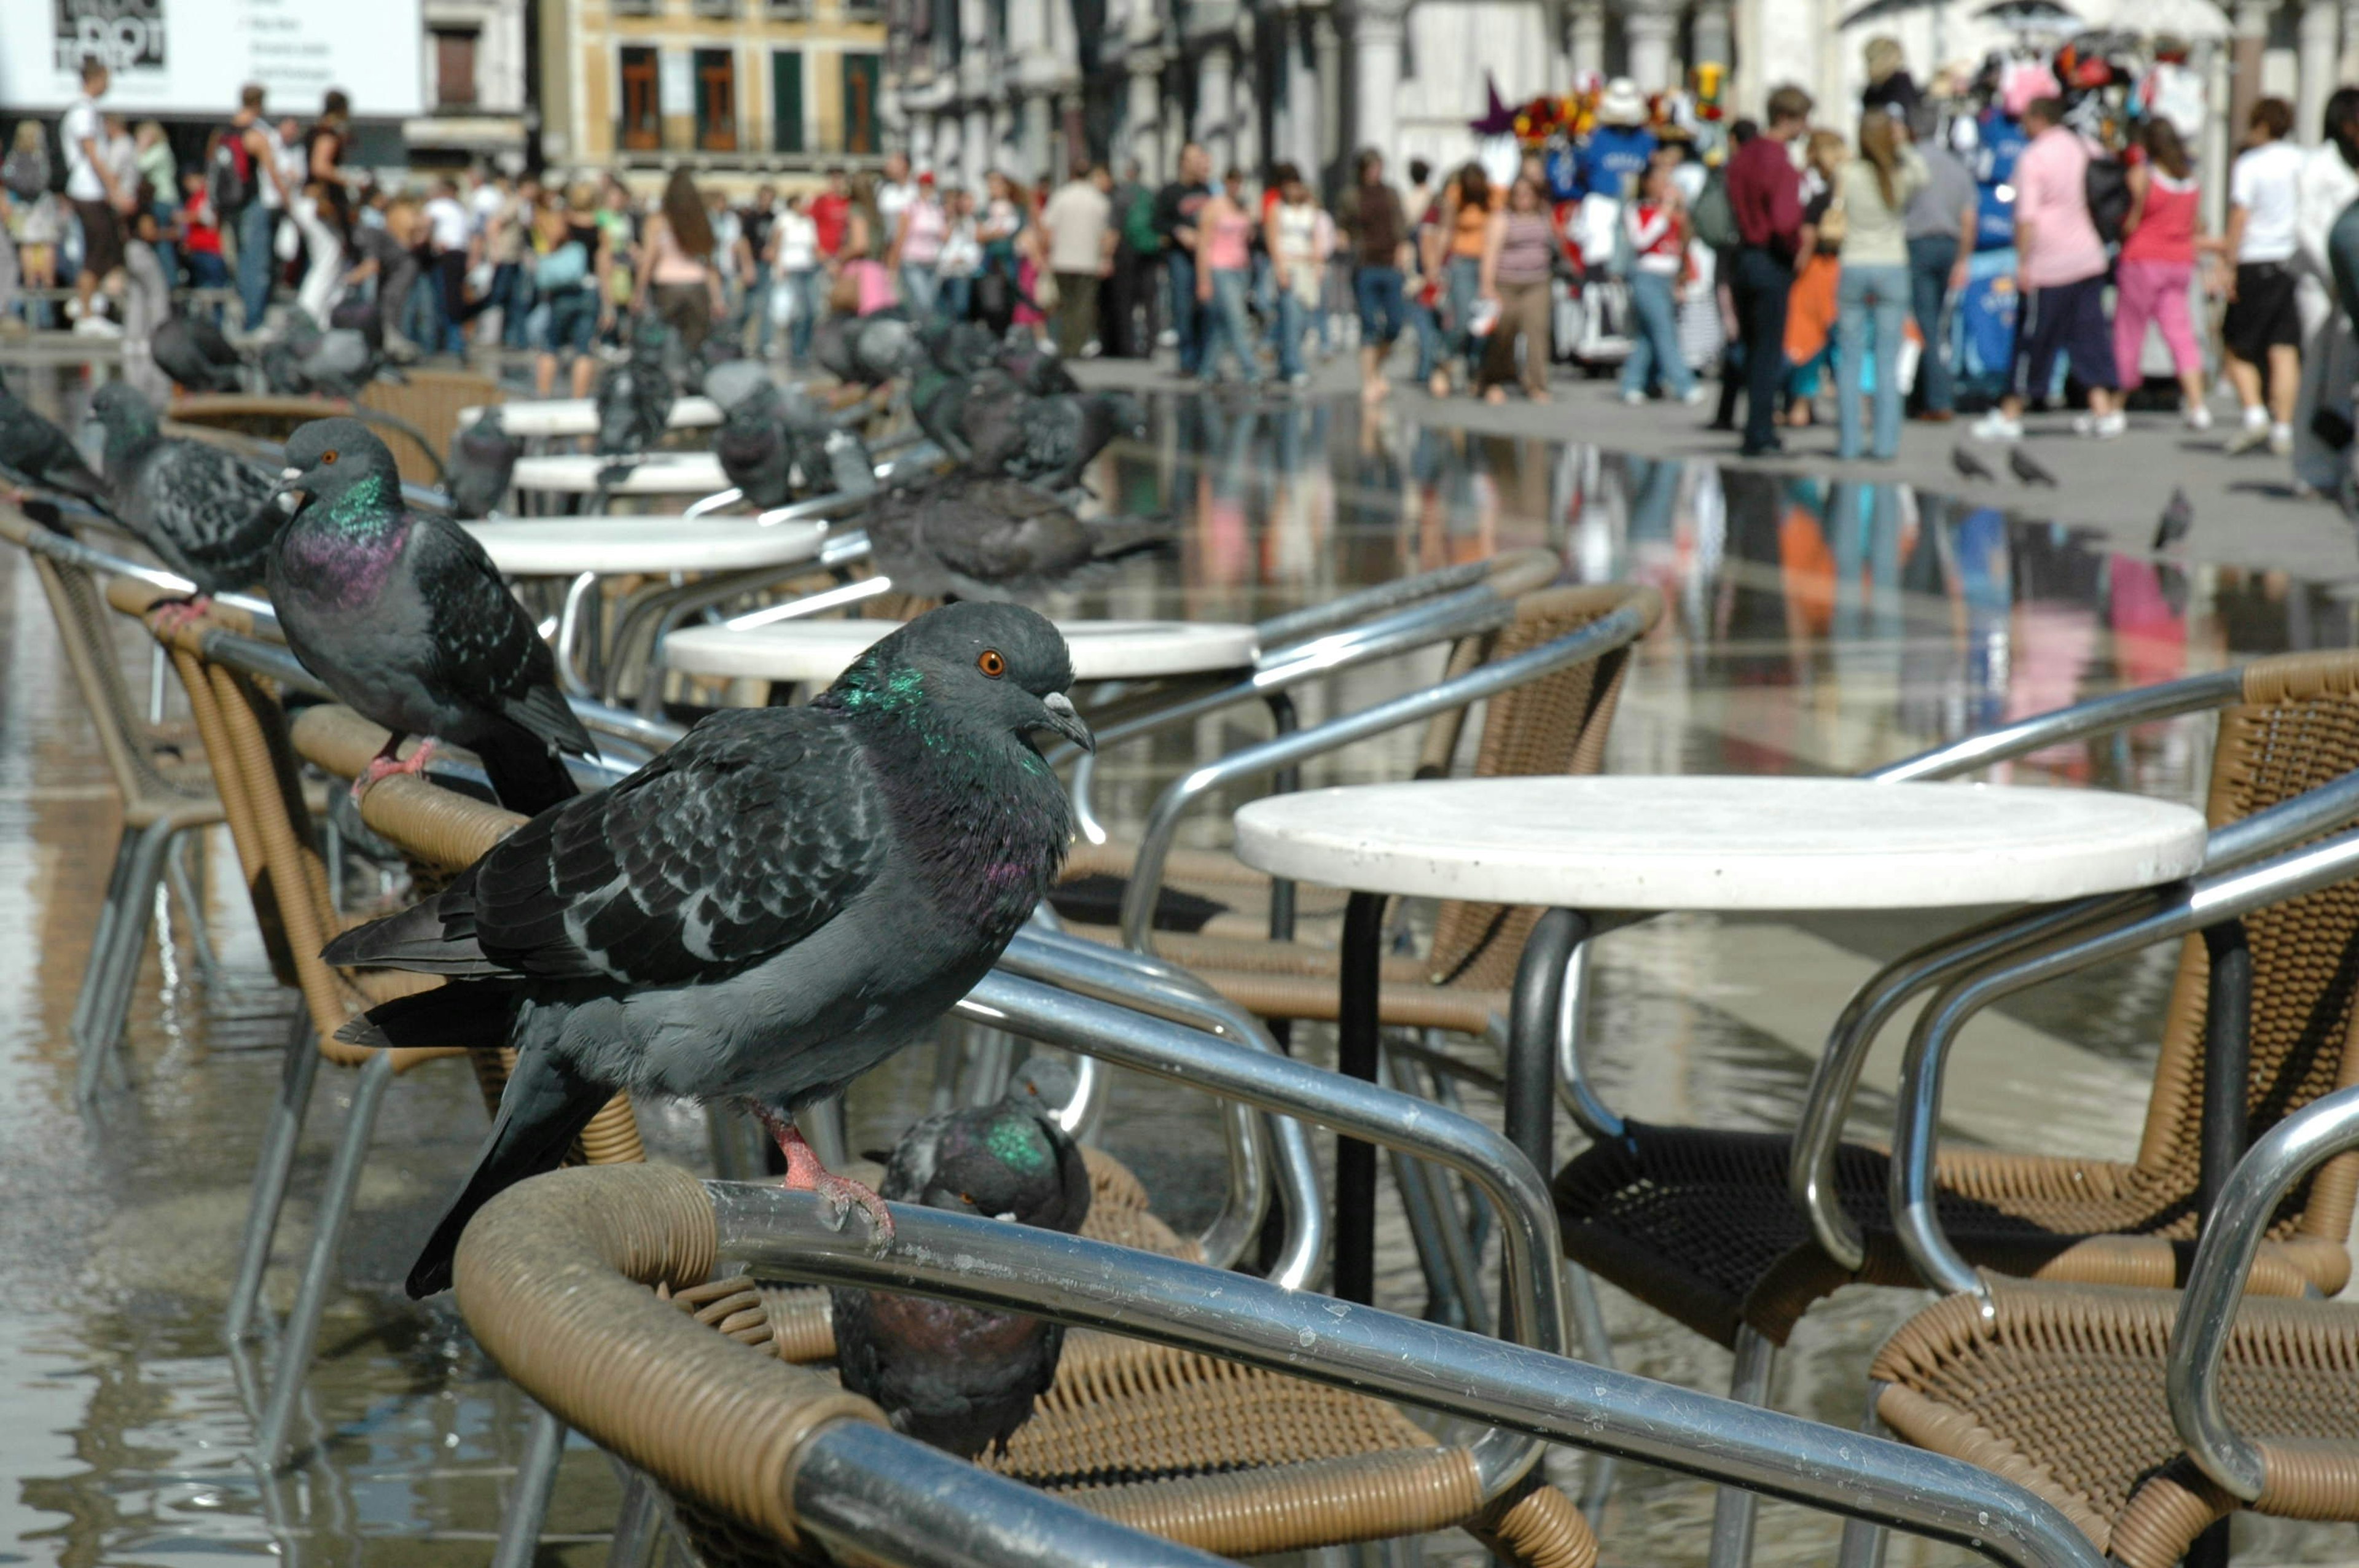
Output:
[474,725,584,817]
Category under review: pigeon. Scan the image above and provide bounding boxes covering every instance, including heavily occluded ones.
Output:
[152,311,243,394]
[994,330,1080,397]
[1950,443,1997,484]
[0,382,117,517]
[88,382,281,598]
[716,379,877,509]
[2153,486,2193,552]
[910,365,1019,464]
[260,313,381,401]
[318,600,1094,1297]
[2008,445,2057,486]
[962,390,1146,491]
[700,357,776,415]
[831,1058,1092,1459]
[267,417,597,814]
[814,311,921,388]
[594,316,676,458]
[917,318,1003,378]
[448,407,524,520]
[867,471,1172,601]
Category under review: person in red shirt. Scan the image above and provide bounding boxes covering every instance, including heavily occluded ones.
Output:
[1724,83,1813,456]
[810,167,851,261]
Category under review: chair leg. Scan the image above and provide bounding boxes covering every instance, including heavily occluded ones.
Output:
[254,1051,395,1472]
[608,1464,663,1568]
[490,1402,569,1568]
[165,832,224,993]
[1833,1382,1893,1568]
[1705,1324,1779,1568]
[76,819,178,1101]
[69,826,140,1048]
[226,1011,321,1343]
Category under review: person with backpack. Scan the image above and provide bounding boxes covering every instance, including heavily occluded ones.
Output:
[1901,106,1977,420]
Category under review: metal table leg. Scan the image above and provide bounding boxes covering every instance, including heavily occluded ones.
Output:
[1334,890,1385,1305]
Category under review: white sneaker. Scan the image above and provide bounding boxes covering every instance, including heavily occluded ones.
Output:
[2183,403,2213,431]
[1681,385,1708,406]
[2224,423,2271,455]
[2071,413,2095,436]
[1620,389,1646,406]
[2269,425,2295,457]
[1970,411,2022,441]
[2093,412,2126,440]
[73,314,121,338]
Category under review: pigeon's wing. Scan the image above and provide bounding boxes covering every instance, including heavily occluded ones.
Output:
[928,479,1090,586]
[407,517,596,759]
[0,399,115,514]
[138,440,283,591]
[452,706,888,984]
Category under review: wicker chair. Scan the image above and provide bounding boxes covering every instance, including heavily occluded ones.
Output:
[359,368,503,486]
[0,507,225,1097]
[167,394,448,488]
[1553,649,2359,1371]
[115,582,646,1472]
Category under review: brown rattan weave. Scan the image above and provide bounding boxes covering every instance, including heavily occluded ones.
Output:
[1554,650,2359,1349]
[1870,1273,2359,1568]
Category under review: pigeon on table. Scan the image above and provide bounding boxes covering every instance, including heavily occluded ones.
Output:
[1949,443,1997,485]
[961,389,1146,491]
[152,311,244,394]
[910,365,1020,464]
[2008,445,2057,486]
[267,417,596,814]
[594,316,676,461]
[993,330,1079,396]
[260,313,381,401]
[0,382,117,518]
[917,318,1002,377]
[867,471,1170,601]
[88,382,281,599]
[447,407,523,520]
[714,379,878,509]
[318,600,1093,1298]
[832,1058,1092,1459]
[814,311,920,388]
[2153,486,2193,551]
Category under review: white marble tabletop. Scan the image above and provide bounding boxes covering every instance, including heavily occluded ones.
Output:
[1232,777,2209,910]
[458,397,723,438]
[464,515,831,577]
[509,451,731,497]
[662,618,1261,685]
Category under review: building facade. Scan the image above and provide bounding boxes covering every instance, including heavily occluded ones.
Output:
[537,0,891,179]
[405,0,533,167]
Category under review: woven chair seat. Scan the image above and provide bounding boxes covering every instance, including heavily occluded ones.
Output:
[1554,1123,2334,1351]
[1870,1274,2359,1568]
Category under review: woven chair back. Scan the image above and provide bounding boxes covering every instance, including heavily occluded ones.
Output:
[2135,651,2359,1246]
[1420,583,1661,993]
[24,543,192,814]
[360,369,503,483]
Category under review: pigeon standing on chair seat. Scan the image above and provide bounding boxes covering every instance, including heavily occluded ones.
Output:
[319,601,1094,1298]
[88,382,282,596]
[447,407,523,520]
[0,383,117,518]
[267,417,595,814]
[832,1058,1092,1459]
[152,312,244,394]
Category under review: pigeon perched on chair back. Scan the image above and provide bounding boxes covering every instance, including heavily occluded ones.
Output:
[267,417,596,814]
[448,407,523,520]
[152,312,244,395]
[0,382,117,518]
[866,471,1170,601]
[832,1058,1092,1458]
[318,601,1093,1298]
[88,382,281,596]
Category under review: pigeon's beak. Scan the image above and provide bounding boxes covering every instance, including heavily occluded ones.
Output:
[1038,690,1093,752]
[271,466,311,513]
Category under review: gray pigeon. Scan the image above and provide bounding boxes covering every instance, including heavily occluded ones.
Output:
[2153,486,2193,551]
[815,311,920,388]
[0,382,117,517]
[88,382,281,598]
[152,312,243,394]
[961,389,1146,490]
[994,330,1080,396]
[448,407,523,520]
[917,319,1001,377]
[831,1058,1092,1459]
[267,417,596,814]
[1950,443,1997,484]
[595,316,676,458]
[2008,445,2057,486]
[866,472,1170,601]
[716,380,875,509]
[318,600,1094,1297]
[261,314,380,401]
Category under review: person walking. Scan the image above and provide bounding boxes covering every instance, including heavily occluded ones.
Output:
[291,90,355,326]
[2290,87,2359,493]
[1152,144,1213,375]
[1267,164,1327,386]
[633,168,722,354]
[7,122,59,331]
[767,190,822,361]
[1345,148,1410,403]
[1833,114,1925,459]
[1969,95,2122,441]
[2113,116,2211,431]
[1194,169,1262,386]
[2221,97,2305,455]
[1617,160,1697,407]
[1901,107,1976,421]
[1103,160,1153,357]
[1727,85,1812,455]
[1041,160,1114,356]
[1477,174,1559,402]
[890,171,947,318]
[61,57,126,335]
[1429,163,1495,397]
[936,187,979,323]
[531,182,606,398]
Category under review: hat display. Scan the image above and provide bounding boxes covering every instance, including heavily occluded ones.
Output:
[1595,77,1648,127]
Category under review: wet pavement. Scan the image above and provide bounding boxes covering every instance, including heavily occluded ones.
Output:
[1,362,2355,1566]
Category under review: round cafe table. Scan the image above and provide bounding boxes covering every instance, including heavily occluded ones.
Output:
[509,451,731,505]
[458,396,723,439]
[464,515,831,578]
[1230,776,2211,1305]
[662,617,1261,688]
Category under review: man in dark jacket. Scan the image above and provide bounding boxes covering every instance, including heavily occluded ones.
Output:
[1726,84,1812,456]
[1151,142,1211,375]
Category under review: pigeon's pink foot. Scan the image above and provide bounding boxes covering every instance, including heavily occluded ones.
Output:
[757,1107,894,1246]
[350,736,439,802]
[151,596,215,634]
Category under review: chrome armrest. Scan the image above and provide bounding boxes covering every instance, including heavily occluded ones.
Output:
[1889,826,2359,1304]
[565,694,687,753]
[1116,597,1656,953]
[2169,1082,2359,1501]
[1868,668,2246,782]
[1250,548,1559,646]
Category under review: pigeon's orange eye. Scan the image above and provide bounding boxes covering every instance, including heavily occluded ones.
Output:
[960,1192,974,1204]
[321,450,338,464]
[977,649,1006,678]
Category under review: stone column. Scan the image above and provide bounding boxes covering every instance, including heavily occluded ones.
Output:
[909,114,934,171]
[1691,0,1732,69]
[2298,0,2339,143]
[1346,0,1409,173]
[966,106,992,185]
[2231,0,2271,143]
[1127,54,1165,180]
[2342,0,2359,84]
[1022,93,1054,181]
[1568,0,1606,78]
[1196,41,1236,168]
[1313,10,1344,170]
[1619,0,1681,92]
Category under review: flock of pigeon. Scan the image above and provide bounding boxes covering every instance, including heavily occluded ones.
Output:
[1949,440,2196,553]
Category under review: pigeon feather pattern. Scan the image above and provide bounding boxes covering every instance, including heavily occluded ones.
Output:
[0,382,117,517]
[318,600,1092,1297]
[267,416,594,815]
[88,383,282,595]
[152,313,244,394]
[867,472,1170,601]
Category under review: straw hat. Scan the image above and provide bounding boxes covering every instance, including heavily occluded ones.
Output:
[1595,77,1648,127]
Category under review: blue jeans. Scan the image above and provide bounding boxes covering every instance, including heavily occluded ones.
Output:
[1836,262,1909,459]
[1444,255,1484,374]
[1355,265,1405,348]
[1275,289,1312,379]
[940,273,972,322]
[237,201,275,330]
[1168,251,1203,374]
[900,261,939,318]
[1202,267,1261,383]
[1619,270,1694,400]
[779,268,823,360]
[1906,234,1958,414]
[1410,295,1444,379]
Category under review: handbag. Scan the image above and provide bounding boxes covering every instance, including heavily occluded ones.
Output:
[1033,268,1060,310]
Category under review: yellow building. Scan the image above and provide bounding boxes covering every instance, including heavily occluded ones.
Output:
[538,0,889,180]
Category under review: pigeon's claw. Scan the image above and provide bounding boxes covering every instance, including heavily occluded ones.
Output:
[150,595,215,635]
[351,737,440,802]
[762,1110,896,1249]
